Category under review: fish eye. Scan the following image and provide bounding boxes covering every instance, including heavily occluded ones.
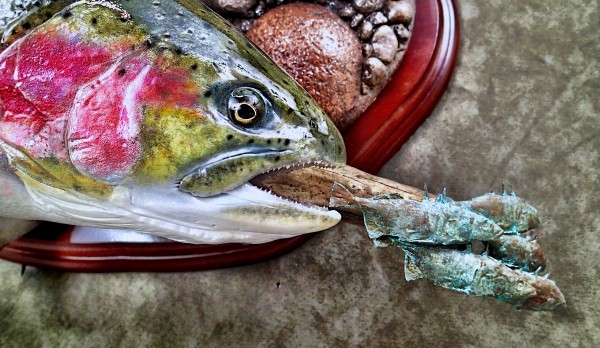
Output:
[228,87,265,127]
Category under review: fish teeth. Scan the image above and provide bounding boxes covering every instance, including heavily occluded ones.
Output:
[251,179,329,211]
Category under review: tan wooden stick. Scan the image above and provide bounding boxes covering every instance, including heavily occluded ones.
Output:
[250,164,434,224]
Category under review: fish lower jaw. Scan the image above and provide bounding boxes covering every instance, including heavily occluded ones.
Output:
[22,179,341,244]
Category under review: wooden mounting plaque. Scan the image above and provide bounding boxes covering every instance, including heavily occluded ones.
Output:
[0,0,460,272]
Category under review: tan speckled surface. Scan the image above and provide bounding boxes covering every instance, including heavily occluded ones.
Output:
[1,1,599,346]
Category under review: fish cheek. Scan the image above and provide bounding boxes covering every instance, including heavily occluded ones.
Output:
[132,107,227,184]
[179,155,276,197]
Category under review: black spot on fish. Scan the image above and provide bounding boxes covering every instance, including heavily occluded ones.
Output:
[267,139,271,144]
[248,139,254,144]
[174,47,183,55]
[191,63,199,71]
[277,139,282,143]
[274,156,280,162]
[62,11,72,19]
[91,17,98,25]
[284,139,290,146]
[203,90,211,98]
[118,68,126,76]
[227,134,234,140]
[321,140,325,145]
[22,22,31,30]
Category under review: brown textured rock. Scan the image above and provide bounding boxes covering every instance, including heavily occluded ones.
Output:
[203,0,258,14]
[353,0,386,14]
[363,57,386,86]
[358,20,374,40]
[247,3,362,128]
[372,25,398,64]
[386,0,414,25]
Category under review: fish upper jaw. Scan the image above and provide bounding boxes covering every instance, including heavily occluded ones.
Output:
[177,123,345,198]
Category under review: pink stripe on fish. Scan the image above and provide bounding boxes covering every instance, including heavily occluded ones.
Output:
[67,51,200,183]
[0,21,139,162]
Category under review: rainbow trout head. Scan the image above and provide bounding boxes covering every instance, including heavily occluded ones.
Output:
[0,1,345,244]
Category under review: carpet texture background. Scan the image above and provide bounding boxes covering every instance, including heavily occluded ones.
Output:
[1,0,598,346]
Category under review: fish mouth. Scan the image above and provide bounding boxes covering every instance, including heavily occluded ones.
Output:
[180,149,342,211]
[178,145,337,200]
[192,148,293,171]
[168,160,342,243]
[248,161,338,209]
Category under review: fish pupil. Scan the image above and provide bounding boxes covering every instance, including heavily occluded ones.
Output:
[237,104,256,120]
[228,87,265,126]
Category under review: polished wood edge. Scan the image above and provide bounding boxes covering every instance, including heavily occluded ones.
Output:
[0,233,313,272]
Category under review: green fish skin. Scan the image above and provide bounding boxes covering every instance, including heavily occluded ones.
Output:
[0,1,345,245]
[458,191,541,233]
[329,183,504,245]
[489,233,547,272]
[400,243,565,311]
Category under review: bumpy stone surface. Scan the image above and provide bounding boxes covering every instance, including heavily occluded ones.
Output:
[247,3,362,127]
[1,2,599,347]
[393,23,411,42]
[204,0,258,14]
[353,0,386,13]
[363,57,386,86]
[366,11,388,25]
[386,0,414,24]
[351,13,365,27]
[371,25,398,63]
[208,0,415,128]
[358,19,374,39]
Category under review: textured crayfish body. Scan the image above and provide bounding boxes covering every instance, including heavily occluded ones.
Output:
[330,183,504,245]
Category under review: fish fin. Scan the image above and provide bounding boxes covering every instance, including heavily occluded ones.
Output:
[404,253,425,281]
[2,141,111,198]
[423,184,429,201]
[329,182,358,208]
[435,188,447,203]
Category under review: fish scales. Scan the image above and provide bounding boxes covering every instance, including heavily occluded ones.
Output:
[400,243,565,311]
[330,183,504,245]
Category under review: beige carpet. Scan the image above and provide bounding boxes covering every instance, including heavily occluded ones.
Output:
[1,0,599,346]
